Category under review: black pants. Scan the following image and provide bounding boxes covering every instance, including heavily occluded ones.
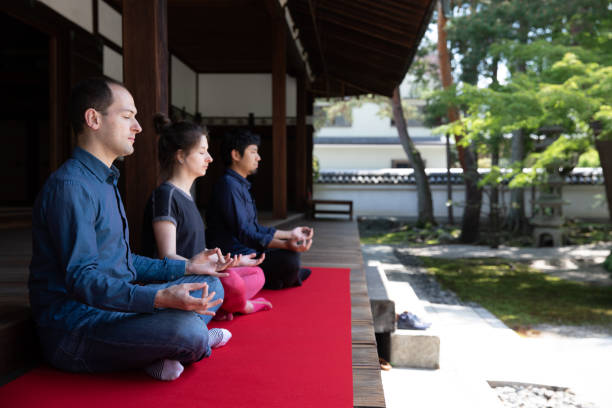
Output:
[260,249,303,290]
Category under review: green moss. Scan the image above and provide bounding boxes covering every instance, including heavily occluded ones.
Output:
[359,219,612,247]
[564,220,612,245]
[359,224,460,245]
[421,257,612,329]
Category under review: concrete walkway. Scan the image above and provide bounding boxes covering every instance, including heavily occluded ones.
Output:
[363,245,612,408]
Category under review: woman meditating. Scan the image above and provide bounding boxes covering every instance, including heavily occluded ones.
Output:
[142,113,272,321]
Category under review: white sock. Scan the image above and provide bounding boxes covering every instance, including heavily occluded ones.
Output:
[208,328,232,348]
[144,359,184,381]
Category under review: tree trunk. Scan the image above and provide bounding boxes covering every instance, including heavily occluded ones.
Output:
[446,133,454,224]
[437,0,481,241]
[594,136,612,271]
[504,129,528,233]
[436,0,464,167]
[489,142,500,248]
[391,87,436,227]
[595,139,612,223]
[460,147,482,243]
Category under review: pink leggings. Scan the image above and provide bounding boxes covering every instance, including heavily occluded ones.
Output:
[219,266,265,313]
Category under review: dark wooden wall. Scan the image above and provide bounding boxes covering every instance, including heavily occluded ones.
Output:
[195,125,311,216]
[0,3,103,213]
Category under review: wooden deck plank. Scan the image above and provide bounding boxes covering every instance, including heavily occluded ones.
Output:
[353,367,387,408]
[277,218,385,408]
[352,322,377,345]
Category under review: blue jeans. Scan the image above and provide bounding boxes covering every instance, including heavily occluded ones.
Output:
[38,275,224,373]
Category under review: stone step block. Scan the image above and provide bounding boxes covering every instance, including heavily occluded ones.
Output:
[390,329,440,369]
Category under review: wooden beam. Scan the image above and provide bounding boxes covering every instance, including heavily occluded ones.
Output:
[320,26,408,61]
[308,0,330,94]
[334,0,424,24]
[122,0,168,252]
[316,1,419,37]
[262,0,309,81]
[272,18,287,219]
[295,72,307,210]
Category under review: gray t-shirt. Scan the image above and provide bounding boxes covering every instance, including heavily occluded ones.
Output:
[142,182,206,259]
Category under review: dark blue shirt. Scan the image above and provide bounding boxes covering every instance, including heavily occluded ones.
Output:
[206,169,276,255]
[29,147,185,330]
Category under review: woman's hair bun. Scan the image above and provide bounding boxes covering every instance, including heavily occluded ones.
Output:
[153,112,171,134]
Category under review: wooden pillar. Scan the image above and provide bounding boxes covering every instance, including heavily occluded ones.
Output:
[295,73,308,210]
[272,19,287,219]
[306,92,314,198]
[122,0,168,252]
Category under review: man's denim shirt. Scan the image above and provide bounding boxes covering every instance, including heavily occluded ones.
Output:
[29,147,185,331]
[206,169,276,255]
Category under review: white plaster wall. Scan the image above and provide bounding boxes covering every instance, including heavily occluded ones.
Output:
[316,101,432,138]
[562,185,609,219]
[39,0,93,32]
[198,74,297,117]
[171,56,197,114]
[286,76,296,117]
[313,183,608,220]
[313,144,447,170]
[98,0,122,46]
[103,46,123,82]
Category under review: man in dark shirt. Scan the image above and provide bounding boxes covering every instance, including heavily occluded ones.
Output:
[29,78,233,381]
[206,129,314,289]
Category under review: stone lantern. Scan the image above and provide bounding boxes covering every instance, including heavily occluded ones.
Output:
[531,170,566,246]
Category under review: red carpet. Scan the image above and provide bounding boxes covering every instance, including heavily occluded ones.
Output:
[0,267,352,408]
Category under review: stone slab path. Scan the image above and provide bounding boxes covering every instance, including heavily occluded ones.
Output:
[364,244,612,408]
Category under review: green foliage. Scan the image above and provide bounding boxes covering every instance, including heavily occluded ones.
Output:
[509,136,590,188]
[577,147,601,167]
[478,166,504,188]
[421,257,612,328]
[312,155,320,182]
[423,0,612,197]
[446,0,611,82]
[359,218,612,247]
[594,105,612,140]
[427,49,612,190]
[564,219,612,245]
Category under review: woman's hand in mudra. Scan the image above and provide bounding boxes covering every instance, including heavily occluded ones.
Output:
[236,252,265,267]
[186,248,237,277]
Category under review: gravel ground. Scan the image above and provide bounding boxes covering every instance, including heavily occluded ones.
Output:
[493,384,598,408]
[391,249,464,306]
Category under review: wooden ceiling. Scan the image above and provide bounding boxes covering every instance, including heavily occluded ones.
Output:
[288,0,435,96]
[108,0,434,97]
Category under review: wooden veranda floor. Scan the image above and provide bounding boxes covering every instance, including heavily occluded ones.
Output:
[277,218,385,408]
[0,220,385,407]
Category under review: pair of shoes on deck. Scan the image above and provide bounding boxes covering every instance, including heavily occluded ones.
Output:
[396,311,431,330]
[145,328,232,381]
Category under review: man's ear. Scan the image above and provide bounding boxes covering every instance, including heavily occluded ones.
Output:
[84,108,101,130]
[230,149,242,163]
